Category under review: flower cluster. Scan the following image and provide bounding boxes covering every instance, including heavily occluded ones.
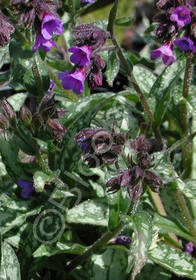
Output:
[76,127,126,167]
[59,24,109,94]
[0,14,15,46]
[105,135,164,201]
[151,0,196,66]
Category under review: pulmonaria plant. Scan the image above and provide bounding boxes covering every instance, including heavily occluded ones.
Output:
[105,135,164,201]
[59,24,109,94]
[151,0,196,65]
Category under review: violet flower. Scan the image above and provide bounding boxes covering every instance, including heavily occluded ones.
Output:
[81,0,95,6]
[115,235,132,244]
[174,36,195,51]
[185,242,194,254]
[41,14,64,40]
[151,42,176,66]
[33,33,57,52]
[68,45,92,66]
[58,68,85,94]
[17,179,35,199]
[170,6,191,28]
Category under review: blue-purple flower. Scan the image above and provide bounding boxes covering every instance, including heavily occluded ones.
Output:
[33,33,57,52]
[151,42,176,66]
[115,235,132,244]
[185,242,194,254]
[170,6,191,28]
[81,0,95,6]
[17,179,35,199]
[41,14,64,40]
[68,45,92,66]
[58,68,85,94]
[174,36,195,51]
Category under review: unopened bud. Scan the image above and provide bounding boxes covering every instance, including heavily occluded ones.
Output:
[1,98,17,127]
[46,118,66,142]
[19,105,32,127]
[32,112,43,130]
[0,113,9,129]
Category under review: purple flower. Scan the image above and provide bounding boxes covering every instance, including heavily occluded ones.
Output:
[47,79,55,93]
[33,33,57,52]
[81,0,95,6]
[17,179,35,199]
[58,68,85,94]
[151,42,176,66]
[174,36,195,51]
[185,242,194,254]
[170,6,191,28]
[115,235,132,244]
[41,14,64,40]
[68,45,92,66]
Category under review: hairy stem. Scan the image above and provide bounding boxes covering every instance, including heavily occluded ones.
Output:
[111,36,162,143]
[181,52,194,178]
[68,0,76,26]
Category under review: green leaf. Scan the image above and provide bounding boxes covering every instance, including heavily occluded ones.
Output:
[108,192,120,231]
[0,241,21,280]
[59,92,116,171]
[7,93,27,112]
[0,193,41,235]
[67,198,109,226]
[149,243,196,279]
[106,50,120,87]
[133,65,156,95]
[153,213,194,243]
[107,0,118,37]
[24,53,50,97]
[91,248,128,280]
[150,58,185,126]
[0,137,26,182]
[115,16,133,26]
[131,212,153,280]
[33,171,51,192]
[33,241,86,258]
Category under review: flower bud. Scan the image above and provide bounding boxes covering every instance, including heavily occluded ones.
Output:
[32,112,43,130]
[1,98,17,127]
[0,113,9,129]
[19,105,32,127]
[46,118,66,142]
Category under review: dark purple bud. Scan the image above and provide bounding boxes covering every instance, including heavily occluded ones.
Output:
[32,112,43,130]
[137,153,154,169]
[46,118,66,142]
[148,138,163,154]
[144,170,164,192]
[115,235,132,244]
[19,105,32,127]
[130,135,151,153]
[0,15,15,47]
[0,113,9,129]
[1,98,17,127]
[86,54,105,89]
[17,179,35,199]
[127,180,143,201]
[105,175,123,193]
[39,92,58,120]
[113,133,126,145]
[185,242,194,254]
[56,108,68,119]
[73,24,109,50]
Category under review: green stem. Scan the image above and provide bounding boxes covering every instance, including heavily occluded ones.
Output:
[66,221,124,272]
[174,188,196,245]
[111,36,162,143]
[68,0,76,26]
[181,52,194,178]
